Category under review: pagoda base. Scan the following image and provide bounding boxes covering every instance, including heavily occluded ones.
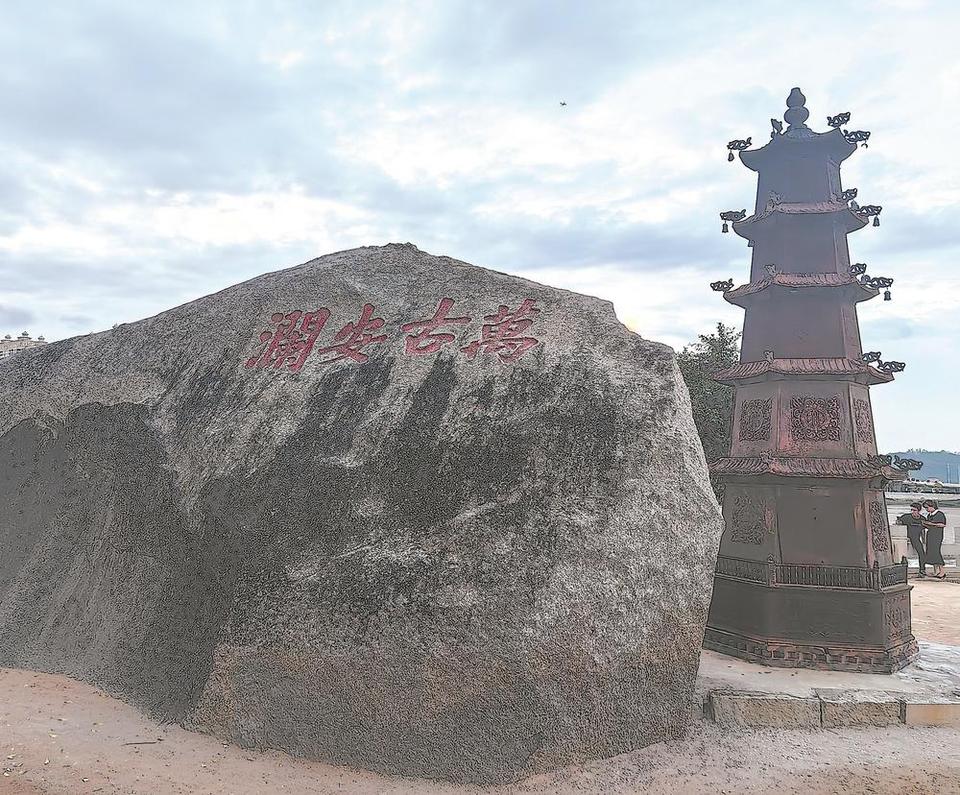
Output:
[705,577,918,674]
[704,626,918,674]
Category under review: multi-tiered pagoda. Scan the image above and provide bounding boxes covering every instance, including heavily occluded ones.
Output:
[705,88,917,673]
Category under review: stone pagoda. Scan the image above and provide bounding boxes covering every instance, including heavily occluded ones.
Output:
[704,88,917,673]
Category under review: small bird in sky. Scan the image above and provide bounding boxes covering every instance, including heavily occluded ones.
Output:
[560,101,567,106]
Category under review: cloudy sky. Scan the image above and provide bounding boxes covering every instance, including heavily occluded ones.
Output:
[1,0,957,452]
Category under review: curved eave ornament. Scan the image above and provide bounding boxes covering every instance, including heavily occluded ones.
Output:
[709,456,907,482]
[723,274,879,308]
[732,200,868,241]
[711,357,893,386]
[738,127,858,173]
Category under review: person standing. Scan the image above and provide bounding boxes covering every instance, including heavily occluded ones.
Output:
[922,499,947,579]
[897,502,927,578]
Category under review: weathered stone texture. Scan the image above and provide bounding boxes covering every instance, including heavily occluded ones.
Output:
[818,689,902,728]
[707,691,822,730]
[0,244,722,783]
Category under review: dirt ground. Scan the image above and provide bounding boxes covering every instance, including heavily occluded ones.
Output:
[910,578,960,644]
[3,666,959,795]
[3,581,960,795]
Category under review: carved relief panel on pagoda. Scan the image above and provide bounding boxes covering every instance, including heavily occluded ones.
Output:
[850,385,877,456]
[730,380,875,459]
[779,381,855,458]
[789,391,844,443]
[730,387,778,456]
[864,490,894,566]
[739,396,774,443]
[719,485,778,556]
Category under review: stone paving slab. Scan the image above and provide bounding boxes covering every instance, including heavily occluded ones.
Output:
[901,695,960,726]
[707,691,821,730]
[699,640,960,729]
[817,689,903,728]
[703,687,960,729]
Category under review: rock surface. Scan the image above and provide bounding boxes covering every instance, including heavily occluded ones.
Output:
[0,244,722,783]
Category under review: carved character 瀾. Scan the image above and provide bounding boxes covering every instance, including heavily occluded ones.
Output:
[244,309,331,372]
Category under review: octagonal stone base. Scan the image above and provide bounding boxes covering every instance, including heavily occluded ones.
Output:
[705,578,918,674]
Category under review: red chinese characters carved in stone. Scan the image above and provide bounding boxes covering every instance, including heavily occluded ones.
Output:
[400,298,472,355]
[316,302,388,364]
[245,309,330,372]
[461,299,541,363]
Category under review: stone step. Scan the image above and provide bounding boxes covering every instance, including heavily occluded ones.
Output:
[704,689,960,729]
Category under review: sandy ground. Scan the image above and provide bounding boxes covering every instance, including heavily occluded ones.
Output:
[3,665,960,795]
[910,579,960,644]
[3,581,960,795]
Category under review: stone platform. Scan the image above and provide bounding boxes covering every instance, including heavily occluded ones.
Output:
[698,640,960,729]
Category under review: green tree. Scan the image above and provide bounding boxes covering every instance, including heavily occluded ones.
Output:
[677,323,741,470]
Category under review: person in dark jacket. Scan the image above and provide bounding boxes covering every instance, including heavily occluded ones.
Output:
[922,499,948,579]
[897,501,927,578]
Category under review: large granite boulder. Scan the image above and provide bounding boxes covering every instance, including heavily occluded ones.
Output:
[0,244,722,783]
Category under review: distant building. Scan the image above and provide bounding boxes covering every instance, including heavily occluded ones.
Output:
[889,478,960,495]
[0,331,47,362]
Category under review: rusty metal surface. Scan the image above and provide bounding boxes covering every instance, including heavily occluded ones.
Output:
[723,272,879,307]
[706,88,916,674]
[711,457,890,478]
[714,555,908,589]
[712,357,892,385]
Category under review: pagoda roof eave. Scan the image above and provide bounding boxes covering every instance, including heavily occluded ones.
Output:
[732,202,868,240]
[710,456,903,481]
[738,128,858,172]
[723,274,879,307]
[723,273,880,309]
[711,357,893,386]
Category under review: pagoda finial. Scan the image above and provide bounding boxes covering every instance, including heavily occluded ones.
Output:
[784,88,810,130]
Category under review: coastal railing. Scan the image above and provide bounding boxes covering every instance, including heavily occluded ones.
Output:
[714,555,908,590]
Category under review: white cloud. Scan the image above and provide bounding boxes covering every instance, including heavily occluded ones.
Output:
[94,190,371,248]
[0,0,958,449]
[260,49,307,70]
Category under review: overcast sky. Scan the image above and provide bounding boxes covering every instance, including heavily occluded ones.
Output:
[1,0,957,452]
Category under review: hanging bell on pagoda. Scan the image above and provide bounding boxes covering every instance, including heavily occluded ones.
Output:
[884,289,891,301]
[728,151,734,162]
[722,221,729,233]
[873,216,880,227]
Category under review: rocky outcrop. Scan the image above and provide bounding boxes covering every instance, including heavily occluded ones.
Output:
[0,244,722,783]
